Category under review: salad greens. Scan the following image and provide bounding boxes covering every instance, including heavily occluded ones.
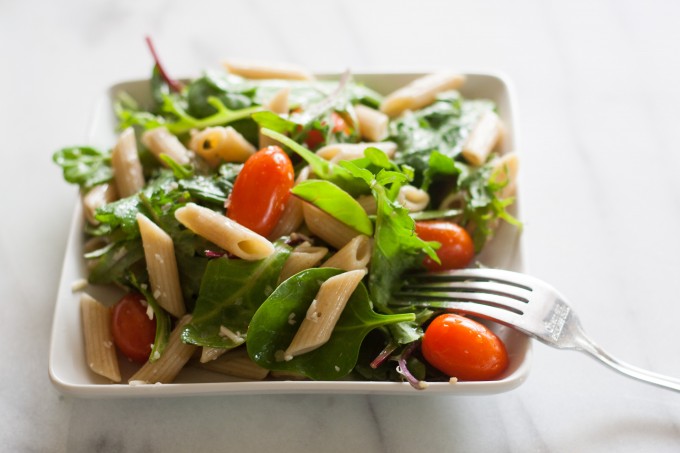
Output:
[53,61,520,388]
[247,268,414,380]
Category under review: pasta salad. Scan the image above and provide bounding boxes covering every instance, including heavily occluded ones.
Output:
[53,45,520,390]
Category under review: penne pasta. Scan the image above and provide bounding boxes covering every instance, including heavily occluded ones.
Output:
[321,235,372,272]
[397,185,430,212]
[490,152,519,199]
[128,315,197,384]
[461,110,503,166]
[111,127,145,197]
[284,270,366,359]
[268,166,311,239]
[141,127,191,165]
[82,183,117,225]
[175,203,275,260]
[188,126,255,167]
[355,104,389,142]
[136,213,186,318]
[316,142,397,163]
[355,194,377,216]
[266,87,290,114]
[279,244,329,282]
[198,347,269,380]
[80,294,121,383]
[380,72,466,117]
[223,59,314,81]
[200,346,227,363]
[302,202,361,250]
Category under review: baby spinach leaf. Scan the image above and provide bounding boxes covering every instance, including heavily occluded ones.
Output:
[52,146,113,190]
[186,73,256,118]
[181,241,291,349]
[246,268,415,380]
[251,111,297,134]
[291,180,373,236]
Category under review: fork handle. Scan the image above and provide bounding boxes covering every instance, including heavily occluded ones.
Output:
[576,336,680,392]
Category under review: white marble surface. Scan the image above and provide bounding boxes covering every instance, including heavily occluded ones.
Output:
[2,0,680,451]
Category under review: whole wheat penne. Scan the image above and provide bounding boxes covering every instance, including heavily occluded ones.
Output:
[82,183,117,225]
[266,87,290,114]
[284,269,366,359]
[280,245,329,282]
[356,194,377,216]
[129,315,196,384]
[111,127,145,197]
[189,126,255,167]
[136,213,185,318]
[223,59,314,81]
[175,203,275,260]
[355,104,389,142]
[302,202,360,250]
[321,235,372,272]
[316,142,397,163]
[380,72,466,117]
[198,347,269,380]
[200,347,227,363]
[80,294,121,383]
[461,110,503,166]
[142,127,190,165]
[397,185,430,212]
[269,166,311,239]
[490,152,519,199]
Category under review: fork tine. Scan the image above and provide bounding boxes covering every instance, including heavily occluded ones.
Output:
[393,289,528,314]
[409,268,536,290]
[389,299,523,325]
[402,279,531,303]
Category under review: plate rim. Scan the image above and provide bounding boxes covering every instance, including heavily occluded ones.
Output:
[48,70,532,397]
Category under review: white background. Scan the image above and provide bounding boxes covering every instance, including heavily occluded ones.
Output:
[2,0,680,451]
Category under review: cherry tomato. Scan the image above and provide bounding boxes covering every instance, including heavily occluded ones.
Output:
[111,293,156,363]
[304,129,325,149]
[331,111,351,135]
[421,313,509,381]
[227,146,294,237]
[415,221,475,271]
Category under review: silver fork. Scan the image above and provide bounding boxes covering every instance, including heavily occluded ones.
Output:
[391,267,680,392]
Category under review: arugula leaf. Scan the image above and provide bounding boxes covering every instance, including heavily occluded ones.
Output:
[87,240,145,285]
[420,151,521,251]
[338,160,439,316]
[389,93,495,182]
[291,180,373,235]
[260,128,369,196]
[181,241,291,349]
[246,268,415,380]
[52,146,113,190]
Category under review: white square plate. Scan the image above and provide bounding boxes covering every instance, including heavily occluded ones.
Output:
[49,72,531,397]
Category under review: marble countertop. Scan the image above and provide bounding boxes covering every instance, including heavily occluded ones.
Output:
[3,0,680,451]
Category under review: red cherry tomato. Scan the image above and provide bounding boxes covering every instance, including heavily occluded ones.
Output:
[304,129,325,149]
[111,293,156,363]
[227,146,294,237]
[331,112,351,135]
[415,221,475,271]
[421,313,509,381]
